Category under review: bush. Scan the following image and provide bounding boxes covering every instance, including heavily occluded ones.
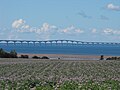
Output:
[20,55,29,58]
[106,57,111,60]
[106,57,120,60]
[32,56,40,59]
[10,50,18,58]
[41,56,49,59]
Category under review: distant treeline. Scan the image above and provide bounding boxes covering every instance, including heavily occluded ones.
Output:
[106,57,120,60]
[0,48,49,59]
[100,55,120,60]
[20,55,49,59]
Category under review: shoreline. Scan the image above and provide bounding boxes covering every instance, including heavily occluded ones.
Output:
[18,53,112,60]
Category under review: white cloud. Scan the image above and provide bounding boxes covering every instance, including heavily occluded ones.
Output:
[21,25,30,29]
[11,19,85,40]
[10,19,120,41]
[61,26,74,33]
[40,23,57,32]
[41,23,50,31]
[33,23,58,40]
[12,19,25,28]
[12,19,30,30]
[103,28,120,35]
[75,29,84,33]
[16,22,57,34]
[107,3,120,11]
[12,19,84,36]
[33,23,58,35]
[103,28,113,34]
[61,26,84,34]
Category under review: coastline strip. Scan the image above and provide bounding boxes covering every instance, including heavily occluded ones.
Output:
[18,53,111,60]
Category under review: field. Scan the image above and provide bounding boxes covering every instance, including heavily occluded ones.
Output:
[0,58,120,90]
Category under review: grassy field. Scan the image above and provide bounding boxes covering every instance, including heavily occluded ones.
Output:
[0,58,120,90]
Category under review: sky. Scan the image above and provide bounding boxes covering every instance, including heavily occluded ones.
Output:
[0,0,120,42]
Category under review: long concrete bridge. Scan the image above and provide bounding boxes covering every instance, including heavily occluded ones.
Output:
[0,40,120,45]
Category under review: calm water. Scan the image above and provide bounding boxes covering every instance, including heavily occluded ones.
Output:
[0,43,120,56]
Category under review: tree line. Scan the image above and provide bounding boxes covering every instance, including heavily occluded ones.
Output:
[0,48,17,58]
[106,57,120,60]
[100,55,120,60]
[0,48,49,59]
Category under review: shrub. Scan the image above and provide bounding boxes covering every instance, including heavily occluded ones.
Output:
[32,56,40,59]
[41,56,49,59]
[106,57,120,60]
[20,55,29,58]
[10,50,18,58]
[106,57,111,60]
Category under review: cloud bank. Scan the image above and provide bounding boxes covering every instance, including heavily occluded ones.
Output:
[103,28,120,35]
[11,19,84,40]
[0,19,117,41]
[107,3,120,11]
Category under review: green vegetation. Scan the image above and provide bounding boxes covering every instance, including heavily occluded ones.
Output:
[0,59,120,89]
[0,80,119,90]
[0,48,17,58]
[32,55,40,59]
[0,48,49,59]
[32,56,49,59]
[20,54,29,58]
[41,56,49,59]
[106,57,120,60]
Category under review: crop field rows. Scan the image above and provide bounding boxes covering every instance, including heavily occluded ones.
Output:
[0,59,120,90]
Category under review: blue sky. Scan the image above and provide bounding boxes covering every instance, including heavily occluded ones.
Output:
[0,0,120,42]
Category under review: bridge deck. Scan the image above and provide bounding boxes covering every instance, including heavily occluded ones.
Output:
[0,40,119,45]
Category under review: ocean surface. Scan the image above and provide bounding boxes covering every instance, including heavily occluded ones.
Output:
[0,43,120,56]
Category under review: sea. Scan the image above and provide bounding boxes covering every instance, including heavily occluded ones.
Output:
[0,43,120,56]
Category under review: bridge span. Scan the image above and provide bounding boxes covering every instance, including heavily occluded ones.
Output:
[0,40,120,46]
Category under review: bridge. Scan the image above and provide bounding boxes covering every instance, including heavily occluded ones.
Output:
[0,40,120,46]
